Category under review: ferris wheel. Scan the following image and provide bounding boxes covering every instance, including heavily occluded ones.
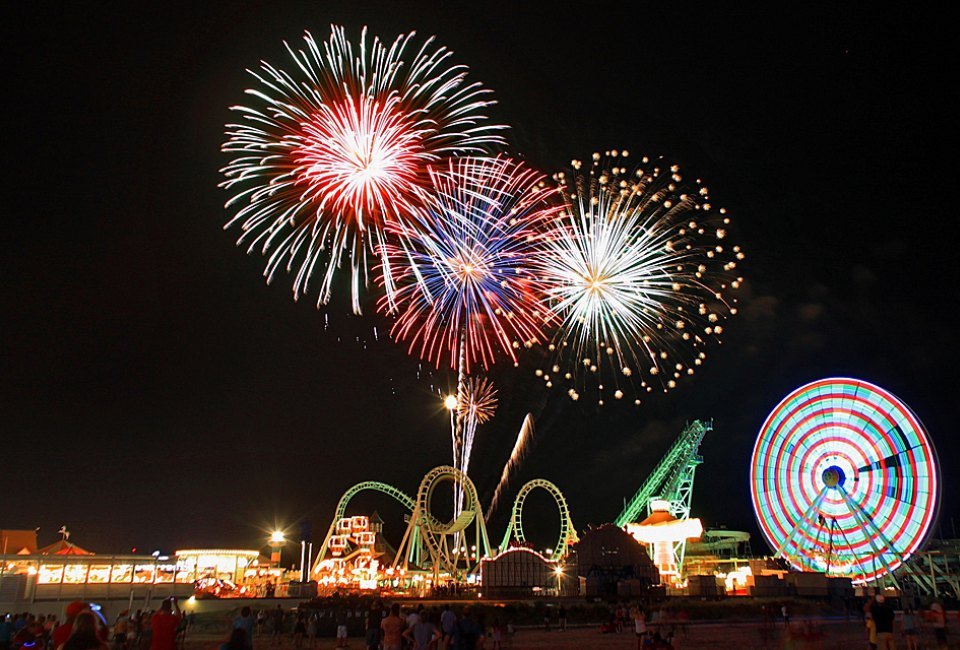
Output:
[750,378,940,584]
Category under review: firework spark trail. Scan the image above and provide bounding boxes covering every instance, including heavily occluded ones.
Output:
[220,26,506,314]
[533,150,744,404]
[485,413,536,521]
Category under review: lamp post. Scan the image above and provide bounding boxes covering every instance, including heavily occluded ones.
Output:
[269,530,286,566]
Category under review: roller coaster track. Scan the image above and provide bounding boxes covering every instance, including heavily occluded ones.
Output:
[393,465,492,577]
[614,420,711,526]
[314,469,577,580]
[315,481,415,563]
[499,479,578,559]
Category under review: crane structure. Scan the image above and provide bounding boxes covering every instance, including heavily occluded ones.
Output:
[615,419,711,578]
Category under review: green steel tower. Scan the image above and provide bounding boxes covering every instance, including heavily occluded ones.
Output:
[615,420,712,576]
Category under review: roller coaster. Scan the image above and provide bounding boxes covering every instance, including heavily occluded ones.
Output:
[314,466,577,581]
[498,479,578,558]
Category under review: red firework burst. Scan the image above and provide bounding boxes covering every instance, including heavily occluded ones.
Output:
[221,26,505,313]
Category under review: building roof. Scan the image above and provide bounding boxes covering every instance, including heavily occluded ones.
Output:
[1,529,38,555]
[37,539,94,555]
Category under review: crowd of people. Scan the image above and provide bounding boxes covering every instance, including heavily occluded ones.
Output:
[0,598,190,650]
[863,595,950,650]
[595,604,680,649]
[4,596,955,650]
[229,602,498,650]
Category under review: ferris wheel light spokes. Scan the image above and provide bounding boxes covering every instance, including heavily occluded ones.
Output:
[774,486,829,562]
[751,378,940,585]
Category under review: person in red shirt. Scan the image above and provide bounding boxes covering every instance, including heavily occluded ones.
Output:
[53,602,105,650]
[380,604,404,650]
[149,599,181,650]
[60,613,108,650]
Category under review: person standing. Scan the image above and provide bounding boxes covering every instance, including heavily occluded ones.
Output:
[365,601,383,650]
[220,629,248,650]
[929,601,947,649]
[54,602,94,650]
[0,614,14,650]
[633,607,647,650]
[405,607,420,632]
[61,613,109,650]
[139,611,153,650]
[44,615,58,648]
[901,607,919,650]
[487,618,503,650]
[403,612,439,650]
[270,607,284,647]
[113,610,130,650]
[306,614,317,649]
[149,599,182,650]
[558,606,567,632]
[174,614,188,650]
[865,613,878,650]
[439,606,456,650]
[233,608,255,650]
[334,609,348,649]
[871,595,895,650]
[380,604,403,650]
[453,608,483,650]
[292,614,306,649]
[132,612,143,650]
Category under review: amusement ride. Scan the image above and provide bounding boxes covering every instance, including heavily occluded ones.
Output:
[614,420,711,582]
[751,378,941,587]
[312,463,578,586]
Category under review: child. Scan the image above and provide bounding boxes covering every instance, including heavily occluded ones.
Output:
[489,618,503,650]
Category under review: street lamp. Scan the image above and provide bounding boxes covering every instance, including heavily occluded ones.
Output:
[269,530,286,565]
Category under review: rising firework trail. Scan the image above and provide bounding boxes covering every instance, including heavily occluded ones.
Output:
[534,150,744,405]
[486,413,536,520]
[220,26,506,314]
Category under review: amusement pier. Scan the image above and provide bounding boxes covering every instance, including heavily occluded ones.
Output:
[4,380,957,620]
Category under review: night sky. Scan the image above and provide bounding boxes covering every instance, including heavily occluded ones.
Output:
[3,3,956,560]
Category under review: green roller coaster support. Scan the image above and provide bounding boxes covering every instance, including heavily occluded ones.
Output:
[315,481,416,565]
[393,466,492,580]
[614,420,711,577]
[499,479,578,559]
